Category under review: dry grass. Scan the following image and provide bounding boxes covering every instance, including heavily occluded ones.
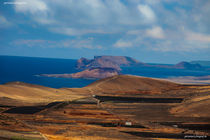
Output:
[0,82,85,106]
[170,91,210,117]
[45,134,120,140]
[86,75,178,95]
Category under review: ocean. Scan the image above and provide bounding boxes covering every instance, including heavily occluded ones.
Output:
[1,55,210,88]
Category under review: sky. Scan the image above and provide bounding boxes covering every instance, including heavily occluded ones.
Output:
[0,0,210,64]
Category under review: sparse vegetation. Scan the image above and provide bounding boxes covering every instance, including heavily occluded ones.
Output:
[11,137,35,140]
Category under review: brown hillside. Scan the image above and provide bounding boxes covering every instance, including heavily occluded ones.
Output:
[0,82,84,106]
[170,86,210,117]
[85,75,179,95]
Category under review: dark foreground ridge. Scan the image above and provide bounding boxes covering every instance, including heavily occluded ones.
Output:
[94,95,183,103]
[122,131,209,139]
[3,101,62,114]
[158,122,210,132]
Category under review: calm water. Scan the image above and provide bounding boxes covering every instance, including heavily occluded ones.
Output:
[0,56,95,88]
[1,56,210,88]
[121,66,210,78]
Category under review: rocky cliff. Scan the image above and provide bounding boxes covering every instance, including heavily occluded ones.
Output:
[76,56,143,70]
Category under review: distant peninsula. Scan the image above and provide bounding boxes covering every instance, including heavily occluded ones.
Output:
[40,56,206,79]
[40,56,141,79]
[41,67,120,79]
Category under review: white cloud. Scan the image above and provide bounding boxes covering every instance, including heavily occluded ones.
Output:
[12,39,55,48]
[151,40,210,52]
[114,40,133,48]
[14,0,48,14]
[49,27,111,36]
[115,27,210,52]
[137,4,156,22]
[9,0,210,53]
[13,0,153,35]
[127,30,143,35]
[60,39,97,49]
[185,31,210,43]
[12,38,103,49]
[146,26,165,39]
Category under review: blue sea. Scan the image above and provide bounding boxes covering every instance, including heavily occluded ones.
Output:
[1,55,210,88]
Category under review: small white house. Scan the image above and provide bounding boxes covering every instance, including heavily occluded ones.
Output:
[125,121,132,126]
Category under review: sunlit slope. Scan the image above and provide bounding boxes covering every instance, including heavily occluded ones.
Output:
[0,82,84,106]
[170,86,210,117]
[85,75,179,95]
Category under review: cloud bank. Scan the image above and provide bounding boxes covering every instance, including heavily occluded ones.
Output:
[8,0,210,52]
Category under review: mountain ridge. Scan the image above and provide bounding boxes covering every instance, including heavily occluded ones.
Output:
[76,55,144,71]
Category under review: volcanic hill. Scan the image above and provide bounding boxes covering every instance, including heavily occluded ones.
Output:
[76,56,143,71]
[85,75,180,95]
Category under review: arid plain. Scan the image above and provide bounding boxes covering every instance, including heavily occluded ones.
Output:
[0,75,210,140]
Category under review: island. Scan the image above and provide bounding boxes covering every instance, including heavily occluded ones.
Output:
[40,67,120,79]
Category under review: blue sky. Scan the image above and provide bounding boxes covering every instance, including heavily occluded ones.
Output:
[0,0,210,64]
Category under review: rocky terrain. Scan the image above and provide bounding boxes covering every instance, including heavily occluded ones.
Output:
[76,56,143,71]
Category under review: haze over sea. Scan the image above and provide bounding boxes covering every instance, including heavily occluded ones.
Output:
[1,55,210,88]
